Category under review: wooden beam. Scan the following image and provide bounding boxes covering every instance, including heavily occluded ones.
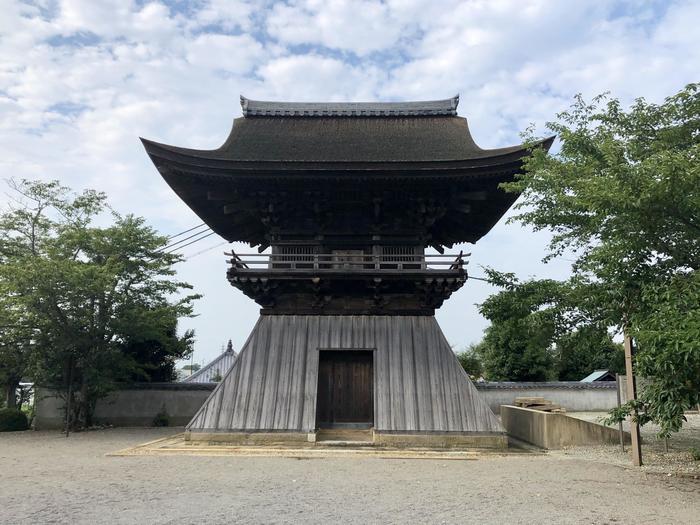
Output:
[456,191,487,201]
[624,330,643,466]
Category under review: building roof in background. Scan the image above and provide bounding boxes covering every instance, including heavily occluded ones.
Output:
[580,370,616,382]
[182,348,237,384]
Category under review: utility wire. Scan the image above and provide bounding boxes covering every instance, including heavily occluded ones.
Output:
[163,231,217,254]
[158,227,213,253]
[468,275,492,283]
[166,222,207,241]
[184,241,229,261]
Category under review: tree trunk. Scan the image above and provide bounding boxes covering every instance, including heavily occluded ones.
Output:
[4,380,19,409]
[80,379,90,428]
[65,356,74,437]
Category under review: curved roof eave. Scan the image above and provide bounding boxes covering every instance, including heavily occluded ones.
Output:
[140,135,554,174]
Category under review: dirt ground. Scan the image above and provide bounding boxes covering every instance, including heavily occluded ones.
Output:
[1,427,698,524]
[564,412,700,476]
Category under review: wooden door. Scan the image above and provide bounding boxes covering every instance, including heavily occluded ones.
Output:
[316,351,374,428]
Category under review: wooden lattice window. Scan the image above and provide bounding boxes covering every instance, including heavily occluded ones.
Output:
[379,246,423,269]
[271,245,315,269]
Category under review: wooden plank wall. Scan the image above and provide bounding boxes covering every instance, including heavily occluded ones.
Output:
[187,316,502,433]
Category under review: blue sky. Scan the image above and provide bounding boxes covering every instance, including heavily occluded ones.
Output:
[2,0,699,366]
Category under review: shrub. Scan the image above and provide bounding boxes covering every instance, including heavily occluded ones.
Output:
[0,408,29,432]
[690,447,700,461]
[152,405,170,427]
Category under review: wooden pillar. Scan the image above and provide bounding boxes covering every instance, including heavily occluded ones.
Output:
[623,332,642,466]
[615,373,625,452]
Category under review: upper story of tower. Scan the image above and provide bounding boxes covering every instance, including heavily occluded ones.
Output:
[141,95,553,253]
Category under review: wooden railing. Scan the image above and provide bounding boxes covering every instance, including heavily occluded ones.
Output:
[225,251,468,272]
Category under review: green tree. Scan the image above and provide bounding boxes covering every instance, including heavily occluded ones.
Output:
[0,178,62,408]
[119,319,195,382]
[0,179,199,429]
[555,325,624,381]
[455,344,483,379]
[475,272,562,381]
[505,83,700,436]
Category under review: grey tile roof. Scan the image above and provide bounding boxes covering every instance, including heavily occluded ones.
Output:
[475,381,617,390]
[182,349,237,384]
[240,95,459,117]
[580,370,616,382]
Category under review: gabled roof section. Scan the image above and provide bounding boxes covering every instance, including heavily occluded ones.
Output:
[240,95,460,117]
[182,348,237,384]
[580,370,616,382]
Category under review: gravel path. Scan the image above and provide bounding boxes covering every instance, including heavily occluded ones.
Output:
[561,412,700,477]
[1,427,698,524]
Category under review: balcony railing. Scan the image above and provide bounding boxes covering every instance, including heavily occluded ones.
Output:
[226,251,468,273]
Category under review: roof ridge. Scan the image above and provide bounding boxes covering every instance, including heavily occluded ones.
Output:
[240,95,459,117]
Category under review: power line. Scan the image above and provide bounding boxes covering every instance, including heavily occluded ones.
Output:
[163,231,217,254]
[158,227,213,253]
[166,222,207,241]
[184,241,229,260]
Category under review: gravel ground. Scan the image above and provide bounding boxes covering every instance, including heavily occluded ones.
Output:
[1,427,699,524]
[562,412,700,477]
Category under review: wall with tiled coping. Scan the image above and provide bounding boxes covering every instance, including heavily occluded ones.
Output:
[33,381,618,429]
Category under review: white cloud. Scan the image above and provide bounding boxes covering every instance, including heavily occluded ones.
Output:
[186,33,265,74]
[193,0,255,31]
[256,54,385,100]
[1,0,699,364]
[266,0,405,56]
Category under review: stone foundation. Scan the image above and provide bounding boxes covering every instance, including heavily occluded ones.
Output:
[373,431,508,449]
[185,429,508,449]
[184,430,313,445]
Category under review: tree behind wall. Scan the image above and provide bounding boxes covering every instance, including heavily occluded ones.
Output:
[475,273,561,381]
[555,325,624,381]
[0,179,199,429]
[474,271,624,382]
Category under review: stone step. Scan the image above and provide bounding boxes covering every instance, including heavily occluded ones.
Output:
[315,440,375,448]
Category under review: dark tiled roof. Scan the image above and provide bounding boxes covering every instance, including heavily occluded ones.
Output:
[240,95,459,117]
[145,115,531,163]
[475,381,617,390]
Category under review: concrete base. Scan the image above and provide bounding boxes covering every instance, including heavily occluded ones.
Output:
[501,405,631,449]
[373,431,508,449]
[185,429,508,449]
[184,431,311,445]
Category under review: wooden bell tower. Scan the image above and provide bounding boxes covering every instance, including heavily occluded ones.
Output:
[143,95,552,447]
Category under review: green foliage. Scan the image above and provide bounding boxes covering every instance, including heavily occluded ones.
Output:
[455,345,483,379]
[0,179,200,430]
[555,325,624,381]
[505,83,700,436]
[475,272,561,381]
[631,273,700,435]
[475,271,625,382]
[152,405,170,427]
[0,408,29,432]
[690,447,700,461]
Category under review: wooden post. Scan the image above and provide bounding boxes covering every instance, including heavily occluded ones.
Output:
[65,355,74,438]
[623,332,642,466]
[615,373,625,452]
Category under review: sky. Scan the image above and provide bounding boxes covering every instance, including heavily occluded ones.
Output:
[2,0,699,367]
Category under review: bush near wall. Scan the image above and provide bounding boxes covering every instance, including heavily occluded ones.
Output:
[0,408,29,431]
